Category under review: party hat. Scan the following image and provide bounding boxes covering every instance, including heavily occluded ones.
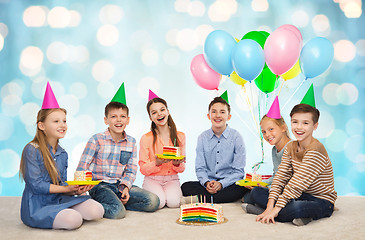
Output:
[42,82,60,109]
[111,82,126,105]
[266,96,281,119]
[148,89,159,101]
[220,90,229,104]
[300,84,315,108]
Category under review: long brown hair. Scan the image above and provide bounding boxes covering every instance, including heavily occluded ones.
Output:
[146,98,180,149]
[260,114,290,138]
[19,108,67,185]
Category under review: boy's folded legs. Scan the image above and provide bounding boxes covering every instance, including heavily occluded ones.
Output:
[88,183,126,219]
[125,186,160,212]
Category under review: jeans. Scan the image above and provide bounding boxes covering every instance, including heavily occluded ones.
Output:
[251,187,334,222]
[89,182,160,219]
[181,181,249,203]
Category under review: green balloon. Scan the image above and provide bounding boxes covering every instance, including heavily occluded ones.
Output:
[260,31,270,38]
[241,31,267,49]
[254,67,278,93]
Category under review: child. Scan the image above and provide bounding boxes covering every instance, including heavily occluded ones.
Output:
[181,92,248,203]
[242,97,291,214]
[20,82,104,230]
[139,91,186,208]
[253,90,337,226]
[77,83,159,219]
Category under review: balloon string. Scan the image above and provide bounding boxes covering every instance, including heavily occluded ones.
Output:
[257,89,265,164]
[278,76,285,96]
[227,87,261,141]
[282,77,306,111]
[249,82,260,135]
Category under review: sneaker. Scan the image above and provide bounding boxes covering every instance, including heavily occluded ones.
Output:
[180,195,198,205]
[242,203,265,215]
[292,218,313,226]
[241,203,248,213]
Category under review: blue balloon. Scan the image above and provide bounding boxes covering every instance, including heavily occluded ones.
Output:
[231,39,265,81]
[300,37,334,79]
[204,30,236,76]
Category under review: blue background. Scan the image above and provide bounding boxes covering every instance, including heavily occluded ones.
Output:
[0,0,364,196]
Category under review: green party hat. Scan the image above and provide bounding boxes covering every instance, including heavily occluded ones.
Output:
[300,84,315,108]
[111,82,126,105]
[220,90,229,104]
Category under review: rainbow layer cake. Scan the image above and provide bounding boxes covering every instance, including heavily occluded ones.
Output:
[180,203,224,223]
[74,171,92,181]
[162,146,181,157]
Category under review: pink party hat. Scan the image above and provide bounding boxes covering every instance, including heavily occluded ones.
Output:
[266,96,281,119]
[42,82,60,109]
[148,89,159,101]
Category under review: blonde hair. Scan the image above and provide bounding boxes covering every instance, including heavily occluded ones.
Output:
[260,114,290,138]
[19,108,67,185]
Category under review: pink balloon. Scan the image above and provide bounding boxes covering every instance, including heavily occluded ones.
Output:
[278,24,303,43]
[264,28,302,75]
[190,54,221,90]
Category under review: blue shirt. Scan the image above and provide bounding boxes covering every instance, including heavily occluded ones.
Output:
[195,125,246,188]
[20,143,89,229]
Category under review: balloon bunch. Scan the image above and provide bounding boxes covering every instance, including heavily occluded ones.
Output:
[190,25,334,92]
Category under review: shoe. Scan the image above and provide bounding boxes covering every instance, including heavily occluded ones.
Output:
[241,203,248,213]
[292,218,313,226]
[180,195,198,205]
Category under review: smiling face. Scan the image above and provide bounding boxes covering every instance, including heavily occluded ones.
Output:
[291,112,318,145]
[149,102,169,127]
[104,107,130,138]
[207,102,231,132]
[38,109,67,143]
[260,118,287,146]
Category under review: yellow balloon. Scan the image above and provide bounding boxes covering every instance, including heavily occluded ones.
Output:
[281,60,301,80]
[230,71,248,86]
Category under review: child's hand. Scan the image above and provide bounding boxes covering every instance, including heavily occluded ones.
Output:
[206,181,222,194]
[77,185,94,195]
[121,187,130,205]
[256,207,281,224]
[244,186,254,190]
[171,158,185,166]
[155,156,170,166]
[64,185,80,195]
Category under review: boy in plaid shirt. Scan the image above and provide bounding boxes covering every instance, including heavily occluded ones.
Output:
[77,85,159,219]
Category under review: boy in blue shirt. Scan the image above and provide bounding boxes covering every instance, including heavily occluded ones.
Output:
[181,94,248,203]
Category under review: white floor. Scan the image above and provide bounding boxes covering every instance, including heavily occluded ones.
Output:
[1,196,364,240]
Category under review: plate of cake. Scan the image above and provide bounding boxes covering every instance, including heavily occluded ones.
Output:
[235,173,271,187]
[156,146,185,160]
[177,202,227,225]
[66,171,101,185]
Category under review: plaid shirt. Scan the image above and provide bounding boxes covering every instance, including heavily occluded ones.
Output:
[77,129,137,193]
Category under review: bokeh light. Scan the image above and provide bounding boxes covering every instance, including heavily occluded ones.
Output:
[137,77,160,98]
[292,10,309,28]
[92,60,115,82]
[0,114,14,141]
[208,0,237,22]
[334,40,356,62]
[251,0,269,12]
[176,28,198,51]
[99,5,123,24]
[97,25,119,46]
[188,1,205,16]
[336,83,358,105]
[163,48,181,66]
[19,46,43,76]
[142,49,159,66]
[47,41,68,64]
[346,118,363,136]
[355,39,365,56]
[23,6,48,27]
[0,149,20,178]
[48,7,71,28]
[312,14,330,36]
